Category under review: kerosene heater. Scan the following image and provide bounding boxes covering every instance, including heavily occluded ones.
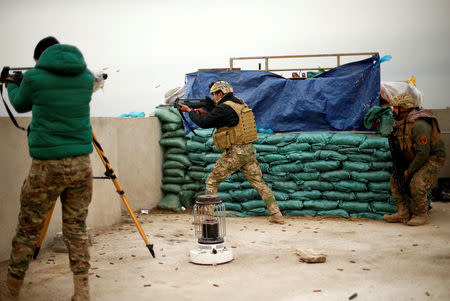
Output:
[190,194,233,265]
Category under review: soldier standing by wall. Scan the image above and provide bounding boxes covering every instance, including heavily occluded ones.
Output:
[179,80,284,224]
[384,93,446,226]
[0,36,94,300]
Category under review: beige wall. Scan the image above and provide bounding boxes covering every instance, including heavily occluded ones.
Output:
[0,117,163,261]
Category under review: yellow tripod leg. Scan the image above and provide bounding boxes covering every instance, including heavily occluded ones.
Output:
[33,202,56,259]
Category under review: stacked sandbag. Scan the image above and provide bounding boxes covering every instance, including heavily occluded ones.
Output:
[153,106,204,211]
[185,130,396,220]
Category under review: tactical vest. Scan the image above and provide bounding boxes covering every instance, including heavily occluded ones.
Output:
[212,100,258,150]
[393,110,442,161]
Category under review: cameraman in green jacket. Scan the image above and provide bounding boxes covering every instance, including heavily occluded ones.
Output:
[1,36,94,301]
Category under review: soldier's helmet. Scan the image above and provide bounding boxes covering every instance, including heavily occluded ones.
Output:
[390,92,417,109]
[209,80,233,95]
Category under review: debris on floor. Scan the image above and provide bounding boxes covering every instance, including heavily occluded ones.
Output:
[294,248,326,263]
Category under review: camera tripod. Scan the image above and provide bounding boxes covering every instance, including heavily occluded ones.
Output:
[33,131,155,259]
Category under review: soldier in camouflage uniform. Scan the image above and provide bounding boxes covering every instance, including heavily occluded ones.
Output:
[179,81,284,224]
[0,37,94,301]
[384,93,446,226]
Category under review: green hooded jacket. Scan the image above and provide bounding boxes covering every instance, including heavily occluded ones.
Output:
[7,44,94,159]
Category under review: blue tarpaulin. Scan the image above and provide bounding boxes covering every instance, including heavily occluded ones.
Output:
[184,54,380,132]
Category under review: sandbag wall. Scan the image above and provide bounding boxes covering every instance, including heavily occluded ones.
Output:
[154,107,203,211]
[186,129,397,220]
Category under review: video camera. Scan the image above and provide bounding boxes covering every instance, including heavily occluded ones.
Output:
[1,66,33,86]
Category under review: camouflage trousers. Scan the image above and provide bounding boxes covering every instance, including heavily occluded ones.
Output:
[391,155,445,215]
[9,155,93,280]
[205,144,276,207]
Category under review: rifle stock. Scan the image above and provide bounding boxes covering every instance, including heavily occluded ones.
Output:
[388,134,410,195]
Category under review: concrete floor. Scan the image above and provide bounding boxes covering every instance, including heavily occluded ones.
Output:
[1,202,450,301]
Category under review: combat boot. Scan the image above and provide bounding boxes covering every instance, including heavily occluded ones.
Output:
[0,273,23,300]
[72,274,90,301]
[384,201,409,223]
[268,203,284,224]
[407,200,429,226]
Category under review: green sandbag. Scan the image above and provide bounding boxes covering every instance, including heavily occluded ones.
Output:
[226,210,248,217]
[163,168,185,178]
[339,201,370,213]
[187,128,214,138]
[205,163,216,172]
[314,150,348,161]
[259,163,270,173]
[359,137,389,150]
[302,180,334,191]
[219,182,241,191]
[317,209,349,218]
[368,182,390,192]
[241,200,266,210]
[333,180,367,192]
[189,165,205,172]
[373,150,392,160]
[253,144,279,153]
[162,176,192,184]
[319,170,350,182]
[181,183,204,191]
[157,193,182,212]
[346,153,374,162]
[271,181,298,192]
[187,171,207,180]
[271,163,304,173]
[304,161,340,172]
[163,160,185,169]
[230,189,260,201]
[247,208,270,216]
[277,200,303,210]
[264,134,297,145]
[165,153,191,166]
[217,192,233,202]
[159,137,187,150]
[162,122,182,132]
[179,190,196,208]
[283,209,316,217]
[291,172,320,181]
[187,140,211,152]
[204,153,221,163]
[355,192,390,202]
[350,212,384,220]
[228,172,247,182]
[161,128,185,138]
[322,191,356,201]
[329,133,366,146]
[187,153,206,165]
[304,200,339,210]
[253,133,270,144]
[342,161,370,172]
[321,144,340,151]
[273,191,290,201]
[290,190,322,200]
[161,184,182,194]
[350,171,391,183]
[369,161,392,170]
[297,132,332,144]
[154,107,182,124]
[338,147,360,154]
[258,154,287,163]
[371,201,397,213]
[223,202,243,211]
[263,174,291,182]
[287,152,315,162]
[165,147,187,155]
[279,143,311,153]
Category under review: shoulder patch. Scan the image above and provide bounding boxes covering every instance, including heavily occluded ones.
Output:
[418,135,428,145]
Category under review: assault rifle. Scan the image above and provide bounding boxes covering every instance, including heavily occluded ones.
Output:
[388,133,410,195]
[161,97,215,136]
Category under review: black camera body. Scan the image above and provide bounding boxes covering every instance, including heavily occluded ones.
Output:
[1,66,33,86]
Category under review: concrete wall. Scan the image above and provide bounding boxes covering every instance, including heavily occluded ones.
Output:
[0,117,163,261]
[431,109,450,178]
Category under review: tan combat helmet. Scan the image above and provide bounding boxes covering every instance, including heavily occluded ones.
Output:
[390,92,417,109]
[209,80,234,95]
